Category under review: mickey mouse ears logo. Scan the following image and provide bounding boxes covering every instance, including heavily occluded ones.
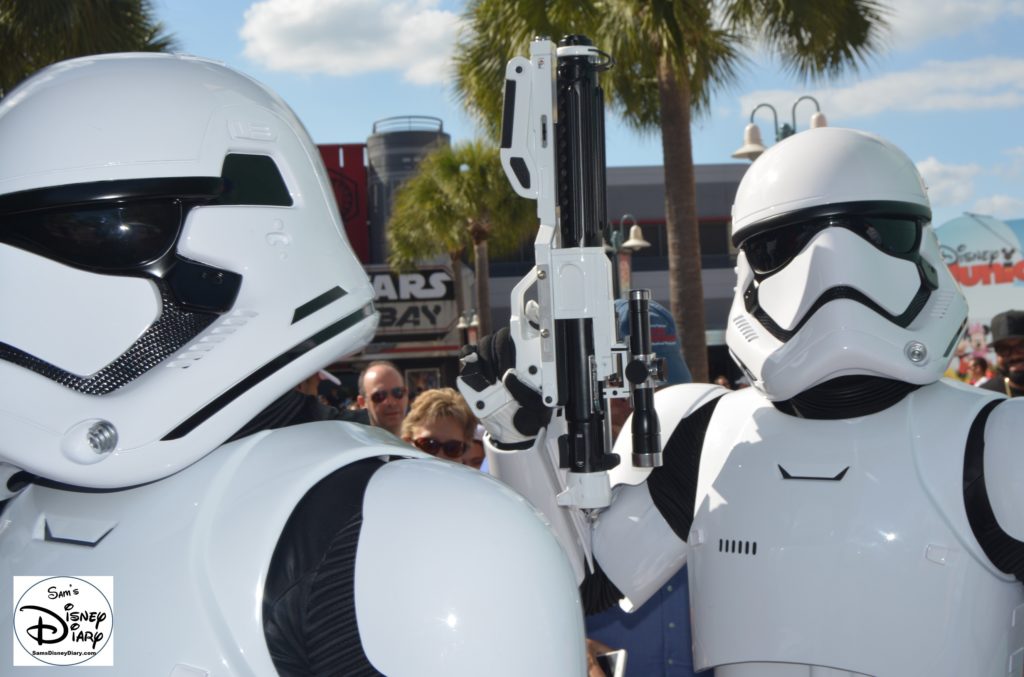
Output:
[12,576,113,667]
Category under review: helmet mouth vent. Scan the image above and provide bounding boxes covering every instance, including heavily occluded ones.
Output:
[0,283,215,394]
[929,289,957,320]
[732,315,759,343]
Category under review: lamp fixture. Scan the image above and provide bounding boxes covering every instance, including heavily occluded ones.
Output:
[621,225,651,252]
[731,96,827,161]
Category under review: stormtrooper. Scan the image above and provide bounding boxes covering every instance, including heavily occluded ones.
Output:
[461,127,1024,676]
[0,54,588,675]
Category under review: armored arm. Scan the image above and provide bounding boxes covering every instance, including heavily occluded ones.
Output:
[587,383,726,611]
[977,397,1024,544]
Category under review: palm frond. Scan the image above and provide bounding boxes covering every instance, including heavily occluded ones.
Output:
[387,139,535,272]
[0,0,176,97]
[725,0,890,81]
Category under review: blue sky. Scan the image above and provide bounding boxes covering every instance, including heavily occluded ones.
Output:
[153,0,1024,228]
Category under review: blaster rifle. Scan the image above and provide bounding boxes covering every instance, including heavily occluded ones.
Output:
[474,35,663,509]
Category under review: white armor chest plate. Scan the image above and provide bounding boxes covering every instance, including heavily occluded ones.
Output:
[686,383,1024,677]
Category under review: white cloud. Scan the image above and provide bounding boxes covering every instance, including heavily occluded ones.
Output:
[240,0,463,85]
[885,0,1024,48]
[916,156,980,206]
[740,57,1024,122]
[914,151,1024,218]
[971,194,1024,219]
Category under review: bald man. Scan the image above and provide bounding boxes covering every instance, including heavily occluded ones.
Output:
[356,361,409,435]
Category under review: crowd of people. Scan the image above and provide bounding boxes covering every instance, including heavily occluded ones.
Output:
[947,309,1024,397]
[296,360,484,469]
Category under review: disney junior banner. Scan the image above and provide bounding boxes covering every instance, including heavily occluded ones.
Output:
[935,214,1024,376]
[935,214,1024,325]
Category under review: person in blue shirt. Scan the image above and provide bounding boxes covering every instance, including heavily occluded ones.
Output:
[586,298,697,677]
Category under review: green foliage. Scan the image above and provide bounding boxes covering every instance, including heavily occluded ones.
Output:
[453,0,889,138]
[724,0,891,80]
[454,0,747,138]
[0,0,176,97]
[387,139,534,272]
[596,0,745,129]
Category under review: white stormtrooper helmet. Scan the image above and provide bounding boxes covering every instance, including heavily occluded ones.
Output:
[0,54,378,488]
[725,127,967,401]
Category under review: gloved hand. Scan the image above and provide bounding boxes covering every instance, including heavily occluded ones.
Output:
[457,328,552,448]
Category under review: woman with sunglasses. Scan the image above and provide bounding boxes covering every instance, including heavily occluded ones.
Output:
[400,388,478,465]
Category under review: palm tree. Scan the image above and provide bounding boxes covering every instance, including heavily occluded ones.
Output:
[0,0,175,98]
[454,0,890,381]
[387,139,535,337]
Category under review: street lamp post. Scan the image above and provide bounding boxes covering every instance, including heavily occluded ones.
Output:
[605,214,651,298]
[457,310,480,346]
[467,312,480,345]
[732,95,827,161]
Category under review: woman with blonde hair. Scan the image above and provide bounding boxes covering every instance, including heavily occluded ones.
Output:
[400,388,478,466]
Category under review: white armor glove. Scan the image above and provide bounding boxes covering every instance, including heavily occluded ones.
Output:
[457,328,552,448]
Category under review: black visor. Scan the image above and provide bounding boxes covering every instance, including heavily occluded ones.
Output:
[0,177,224,272]
[4,199,191,270]
[0,177,242,314]
[740,215,923,277]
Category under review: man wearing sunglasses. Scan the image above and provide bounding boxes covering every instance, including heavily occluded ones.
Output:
[463,127,1024,676]
[356,360,410,436]
[979,310,1024,398]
